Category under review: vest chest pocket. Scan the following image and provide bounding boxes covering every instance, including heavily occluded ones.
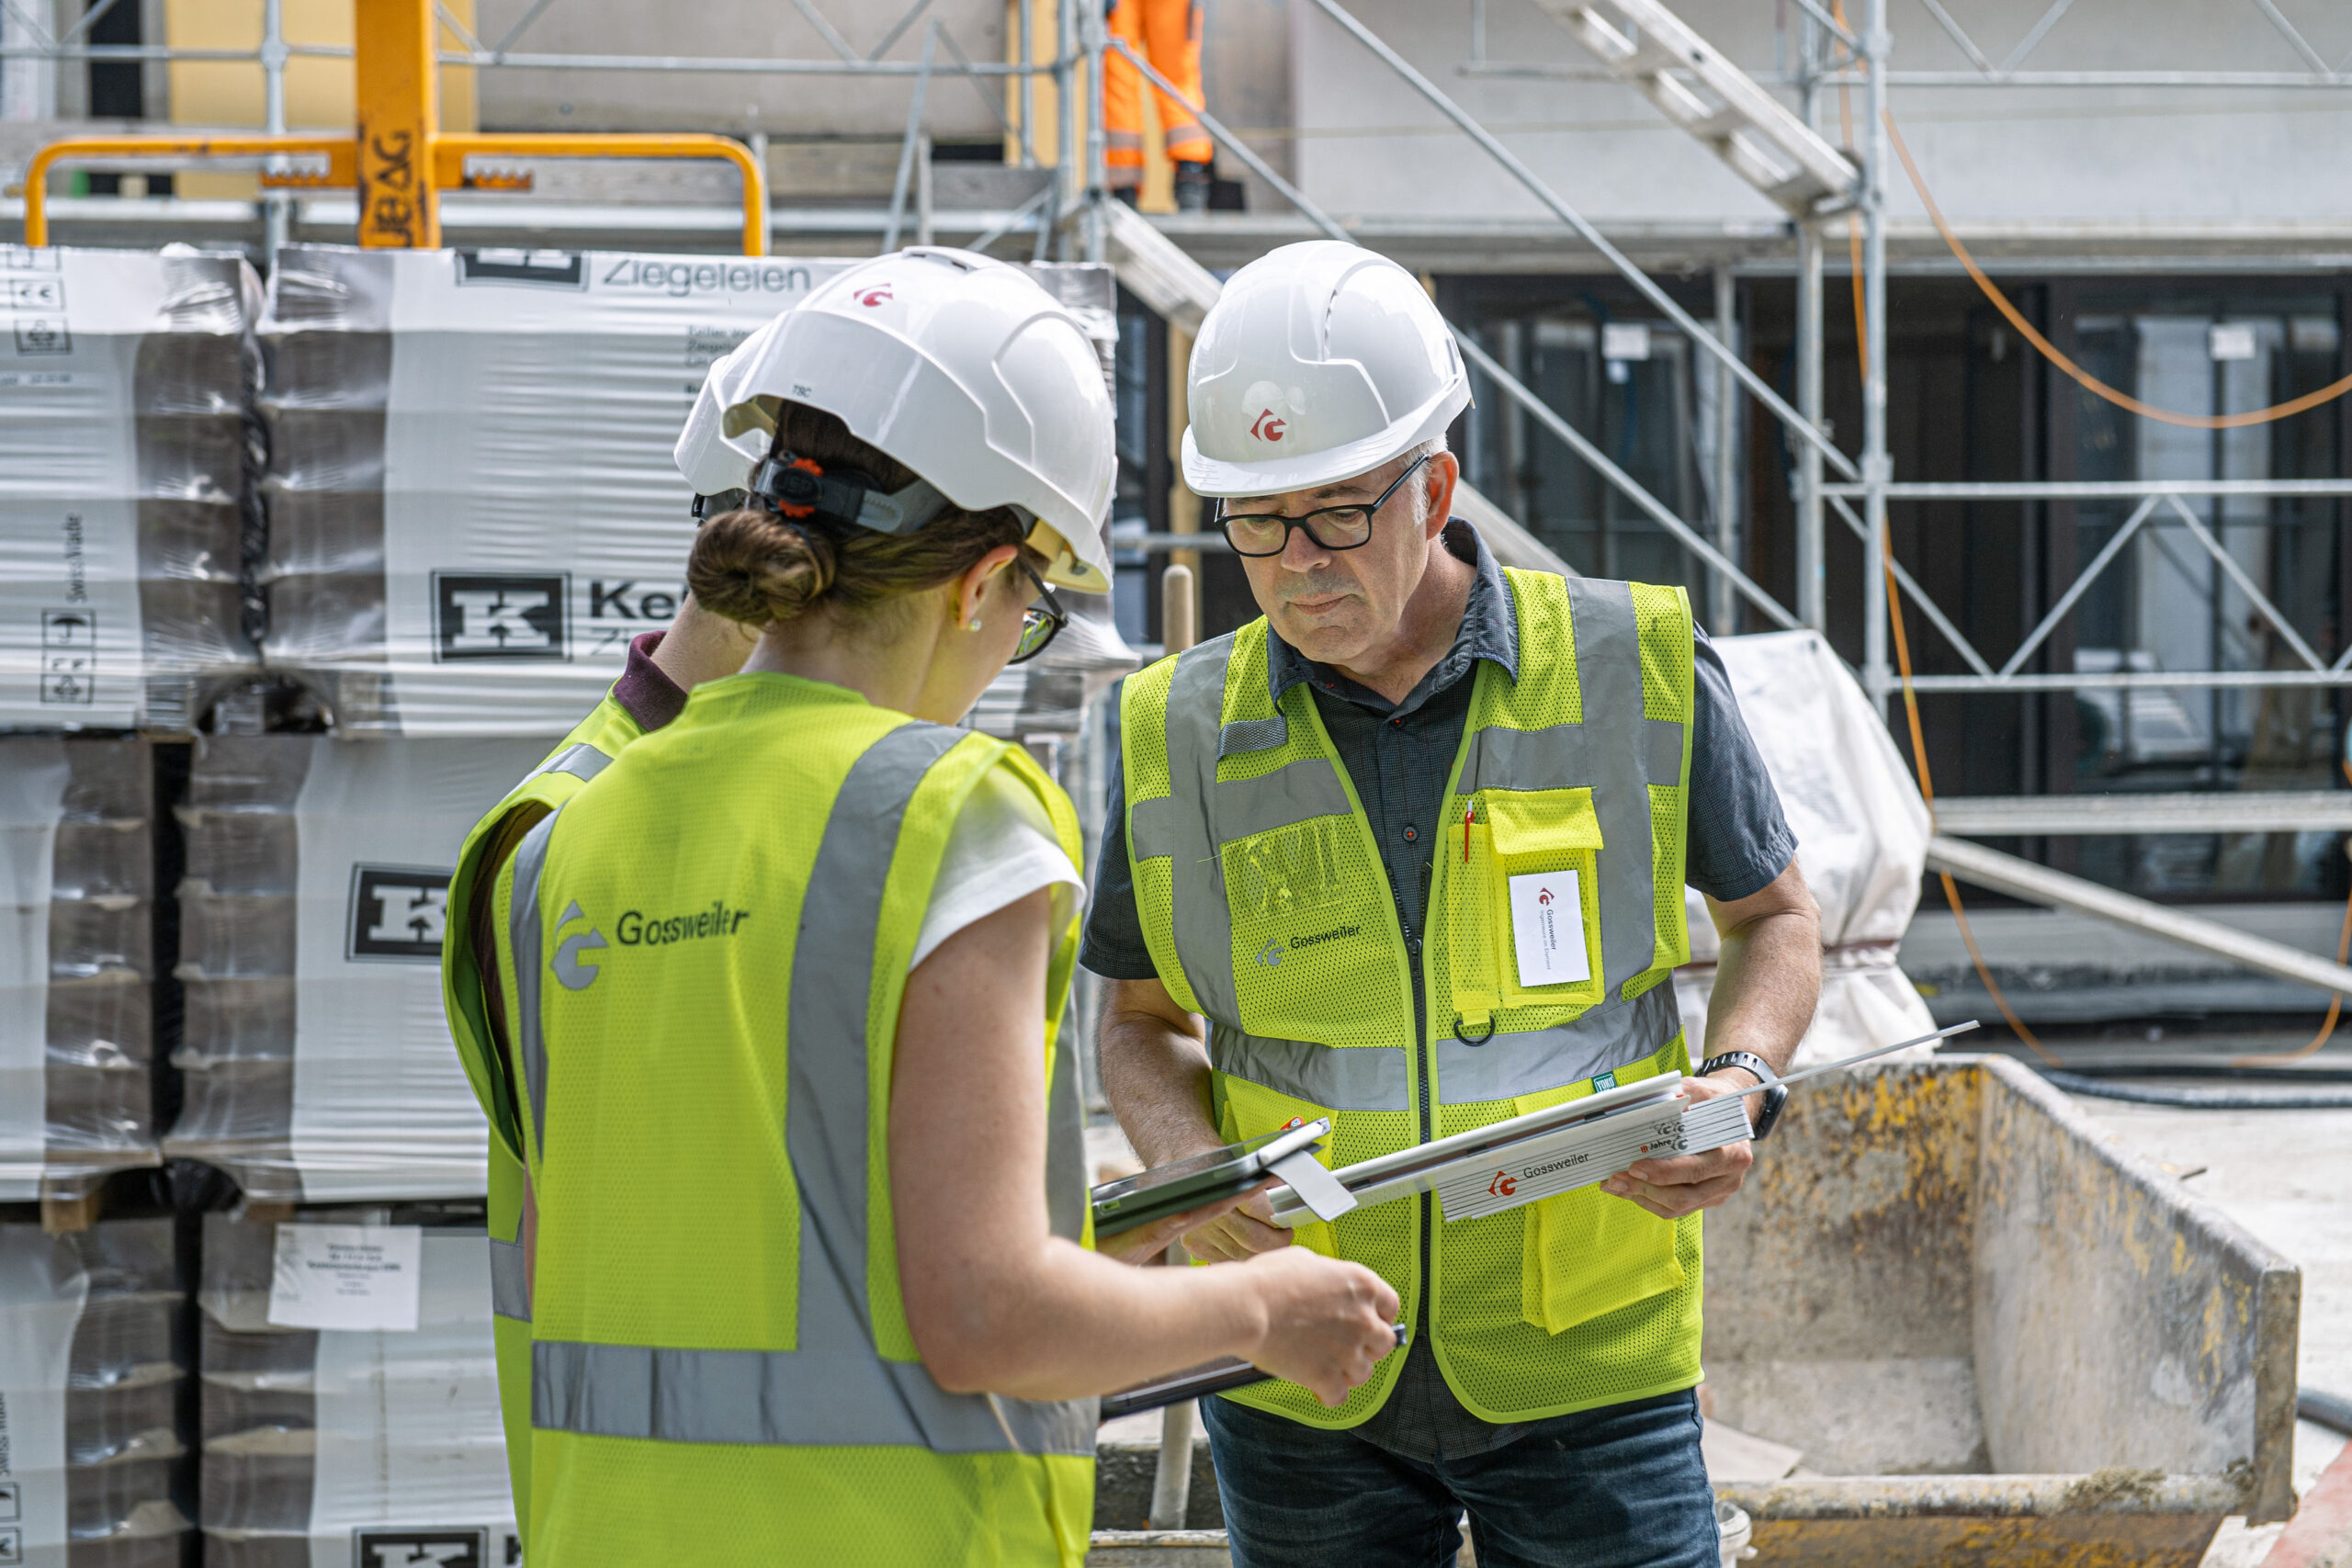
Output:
[1477,789,1608,1015]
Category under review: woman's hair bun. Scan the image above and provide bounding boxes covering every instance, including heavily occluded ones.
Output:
[686,509,839,627]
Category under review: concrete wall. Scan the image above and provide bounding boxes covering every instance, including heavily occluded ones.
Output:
[468,0,1012,138]
[1287,0,2352,233]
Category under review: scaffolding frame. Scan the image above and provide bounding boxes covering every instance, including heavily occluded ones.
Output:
[14,0,2351,716]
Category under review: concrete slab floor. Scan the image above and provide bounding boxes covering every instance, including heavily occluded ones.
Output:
[2062,1089,2352,1566]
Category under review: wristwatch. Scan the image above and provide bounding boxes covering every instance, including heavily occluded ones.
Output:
[1699,1050,1788,1141]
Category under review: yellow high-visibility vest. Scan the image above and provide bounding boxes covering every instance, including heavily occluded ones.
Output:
[442,696,648,1540]
[1124,570,1702,1427]
[492,672,1096,1565]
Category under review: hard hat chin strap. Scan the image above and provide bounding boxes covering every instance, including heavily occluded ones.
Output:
[744,451,956,536]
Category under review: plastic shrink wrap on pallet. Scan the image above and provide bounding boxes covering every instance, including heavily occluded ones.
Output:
[0,245,260,732]
[167,734,545,1201]
[256,246,1121,738]
[254,244,861,736]
[198,1207,514,1568]
[1674,628,1939,1067]
[0,1215,194,1566]
[0,739,160,1201]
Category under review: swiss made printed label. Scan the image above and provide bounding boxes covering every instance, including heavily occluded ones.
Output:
[268,1224,424,1332]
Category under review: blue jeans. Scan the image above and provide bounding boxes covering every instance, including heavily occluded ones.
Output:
[1198,1389,1717,1568]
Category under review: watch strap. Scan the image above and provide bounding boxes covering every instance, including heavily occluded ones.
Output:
[1699,1050,1788,1141]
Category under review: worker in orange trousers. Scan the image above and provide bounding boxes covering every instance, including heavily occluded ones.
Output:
[1103,0,1214,209]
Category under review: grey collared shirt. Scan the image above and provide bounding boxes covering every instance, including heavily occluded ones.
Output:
[1080,520,1794,1458]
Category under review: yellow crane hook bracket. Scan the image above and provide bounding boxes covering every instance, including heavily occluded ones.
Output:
[19,130,767,256]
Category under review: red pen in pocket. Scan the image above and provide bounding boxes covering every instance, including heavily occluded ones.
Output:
[1463,799,1474,863]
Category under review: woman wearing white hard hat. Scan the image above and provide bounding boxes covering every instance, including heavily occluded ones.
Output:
[477,248,1400,1566]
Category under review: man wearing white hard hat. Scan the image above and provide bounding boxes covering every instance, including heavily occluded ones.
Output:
[1085,241,1823,1565]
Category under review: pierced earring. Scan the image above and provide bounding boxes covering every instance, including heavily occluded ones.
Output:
[967,616,984,631]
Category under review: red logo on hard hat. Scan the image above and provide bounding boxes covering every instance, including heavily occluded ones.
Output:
[1487,1171,1516,1198]
[1250,408,1285,442]
[858,285,894,307]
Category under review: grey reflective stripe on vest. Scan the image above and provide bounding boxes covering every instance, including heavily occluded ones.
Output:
[508,811,558,1155]
[1127,638,1244,1023]
[1046,1019,1088,1244]
[1433,984,1679,1105]
[529,722,1093,1457]
[532,1340,1094,1456]
[1211,1022,1410,1111]
[1457,578,1679,1002]
[539,742,612,784]
[1218,714,1288,757]
[489,1236,530,1323]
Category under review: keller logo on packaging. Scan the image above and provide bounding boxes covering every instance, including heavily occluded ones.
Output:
[348,865,452,962]
[433,572,568,661]
[353,1527,503,1568]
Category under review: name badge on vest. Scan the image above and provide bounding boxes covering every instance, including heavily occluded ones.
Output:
[1508,870,1589,987]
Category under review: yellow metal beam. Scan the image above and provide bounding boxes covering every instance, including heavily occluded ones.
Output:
[434,133,769,256]
[353,0,438,246]
[20,136,355,247]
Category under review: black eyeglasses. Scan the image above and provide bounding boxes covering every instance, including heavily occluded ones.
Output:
[1008,558,1068,665]
[1216,454,1431,558]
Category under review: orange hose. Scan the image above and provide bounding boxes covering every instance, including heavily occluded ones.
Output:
[1884,111,2352,431]
[1829,36,2349,1065]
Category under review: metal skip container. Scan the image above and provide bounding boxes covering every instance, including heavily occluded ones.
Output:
[1702,1055,2296,1566]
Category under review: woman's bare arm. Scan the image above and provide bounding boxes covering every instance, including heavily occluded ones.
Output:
[890,891,1399,1404]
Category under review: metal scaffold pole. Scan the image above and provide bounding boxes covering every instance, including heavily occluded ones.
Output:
[1792,4,1827,633]
[1712,264,1739,636]
[1080,0,1106,264]
[1057,0,1080,259]
[1796,223,1826,632]
[262,0,290,257]
[1860,0,1892,710]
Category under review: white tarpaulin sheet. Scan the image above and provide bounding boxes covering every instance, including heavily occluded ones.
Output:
[1676,630,1939,1068]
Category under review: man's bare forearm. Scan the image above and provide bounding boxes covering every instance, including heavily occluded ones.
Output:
[1702,861,1823,1077]
[1099,978,1223,1168]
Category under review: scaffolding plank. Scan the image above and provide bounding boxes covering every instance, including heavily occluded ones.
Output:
[1924,834,2352,996]
[1932,792,2352,838]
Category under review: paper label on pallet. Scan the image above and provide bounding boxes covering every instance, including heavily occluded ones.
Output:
[267,1223,424,1332]
[0,1226,91,1566]
[287,737,548,1199]
[0,743,66,1199]
[308,1234,517,1568]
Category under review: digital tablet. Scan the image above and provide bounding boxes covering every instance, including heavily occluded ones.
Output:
[1090,1119,1331,1239]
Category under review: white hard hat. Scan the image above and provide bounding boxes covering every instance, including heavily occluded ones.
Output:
[1181,241,1470,501]
[675,246,1116,592]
